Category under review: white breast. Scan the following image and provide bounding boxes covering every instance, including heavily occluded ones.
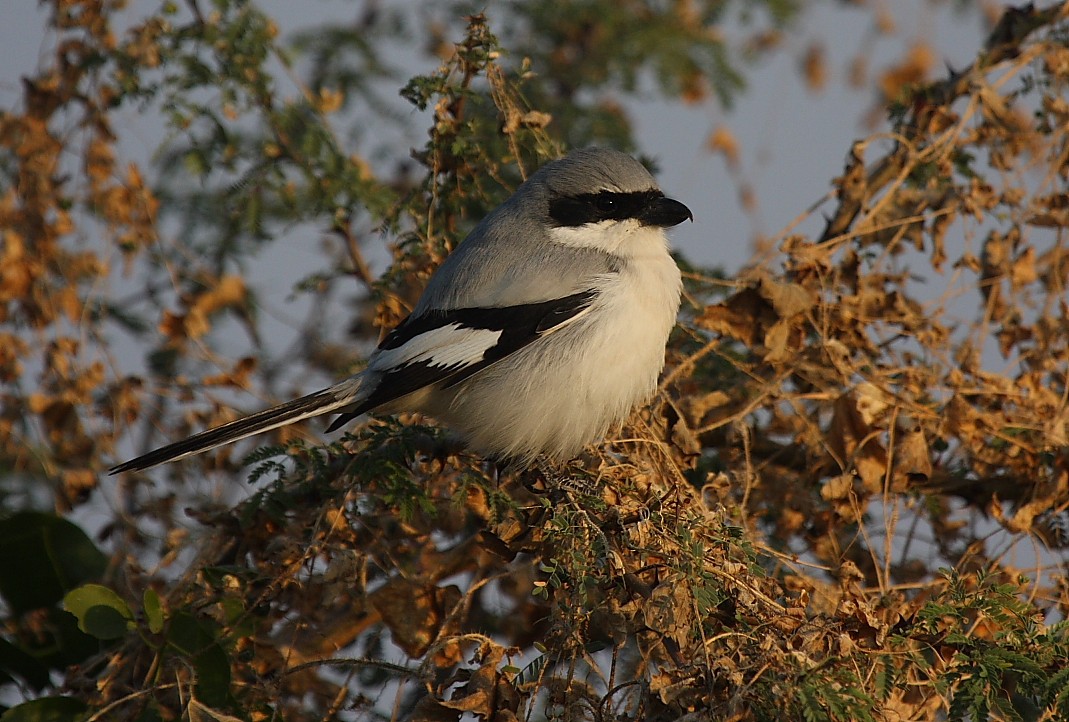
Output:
[425,226,682,462]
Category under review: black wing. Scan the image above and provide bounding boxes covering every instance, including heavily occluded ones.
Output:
[325,289,598,432]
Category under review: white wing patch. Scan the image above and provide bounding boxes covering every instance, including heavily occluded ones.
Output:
[371,324,504,372]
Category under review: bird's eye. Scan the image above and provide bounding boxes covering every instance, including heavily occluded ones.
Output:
[595,195,617,212]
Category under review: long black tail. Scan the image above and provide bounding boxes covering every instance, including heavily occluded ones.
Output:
[109,383,362,474]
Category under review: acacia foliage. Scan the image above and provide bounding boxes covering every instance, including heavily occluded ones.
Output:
[1,1,1068,721]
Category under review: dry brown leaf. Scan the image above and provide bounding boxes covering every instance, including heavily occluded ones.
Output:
[999,471,1069,534]
[943,395,978,439]
[0,232,34,302]
[182,310,209,340]
[821,473,855,502]
[801,42,827,92]
[434,641,518,718]
[763,319,792,363]
[855,382,891,426]
[694,287,767,345]
[756,273,817,318]
[643,578,695,648]
[707,125,739,167]
[188,697,244,722]
[408,697,462,722]
[429,637,468,670]
[1010,246,1037,289]
[828,392,888,493]
[929,208,953,271]
[683,390,731,426]
[878,43,934,102]
[855,452,888,495]
[895,427,932,485]
[369,578,461,657]
[158,309,189,341]
[191,275,248,316]
[438,668,493,714]
[696,274,814,363]
[62,468,97,501]
[679,70,707,104]
[203,357,257,388]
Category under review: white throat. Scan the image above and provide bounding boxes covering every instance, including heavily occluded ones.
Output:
[547,219,670,259]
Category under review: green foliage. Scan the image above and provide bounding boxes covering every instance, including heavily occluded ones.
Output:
[63,584,134,640]
[796,671,877,722]
[0,513,107,614]
[0,697,87,722]
[0,514,107,695]
[143,589,165,635]
[165,611,233,709]
[905,570,1069,721]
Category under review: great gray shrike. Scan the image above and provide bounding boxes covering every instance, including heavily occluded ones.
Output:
[110,147,692,473]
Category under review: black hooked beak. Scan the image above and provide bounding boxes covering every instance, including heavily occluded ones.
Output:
[640,196,694,228]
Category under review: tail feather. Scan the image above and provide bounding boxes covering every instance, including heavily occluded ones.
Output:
[109,383,363,474]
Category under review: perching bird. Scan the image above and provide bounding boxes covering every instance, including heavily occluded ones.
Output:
[110,147,692,474]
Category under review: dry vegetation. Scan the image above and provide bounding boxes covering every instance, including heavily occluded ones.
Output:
[0,1,1068,721]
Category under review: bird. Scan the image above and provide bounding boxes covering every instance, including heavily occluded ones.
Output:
[109,147,693,474]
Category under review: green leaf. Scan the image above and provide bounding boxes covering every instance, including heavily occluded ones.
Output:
[63,584,134,640]
[0,696,87,722]
[166,610,214,657]
[21,608,99,670]
[131,704,164,722]
[166,612,232,707]
[0,636,51,691]
[0,513,107,614]
[143,588,165,634]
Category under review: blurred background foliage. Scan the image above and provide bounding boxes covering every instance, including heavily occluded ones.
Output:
[1,0,1068,720]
